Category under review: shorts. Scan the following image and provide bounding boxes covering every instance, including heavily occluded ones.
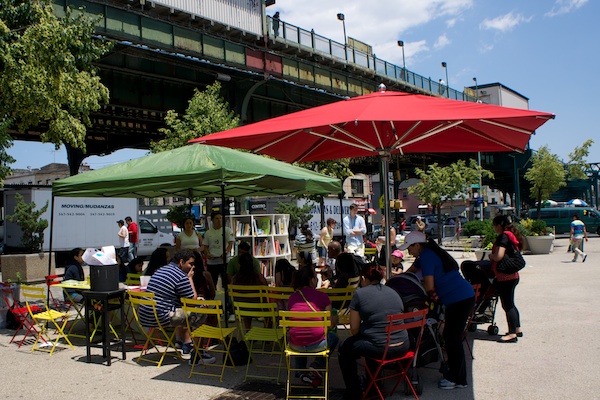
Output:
[318,246,327,258]
[168,308,207,330]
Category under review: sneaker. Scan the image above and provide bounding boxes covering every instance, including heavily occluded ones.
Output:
[438,378,467,390]
[189,350,216,365]
[309,362,323,379]
[181,342,194,355]
[175,340,183,350]
[228,314,236,323]
[300,372,322,387]
[583,254,588,263]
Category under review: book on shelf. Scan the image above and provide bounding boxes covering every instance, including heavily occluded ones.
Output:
[252,219,258,235]
[274,239,280,255]
[256,217,271,235]
[243,222,250,236]
[275,217,287,235]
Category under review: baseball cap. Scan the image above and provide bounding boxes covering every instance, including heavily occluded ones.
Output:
[398,231,428,250]
[391,249,404,259]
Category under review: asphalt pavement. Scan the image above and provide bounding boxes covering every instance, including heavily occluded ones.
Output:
[1,237,599,399]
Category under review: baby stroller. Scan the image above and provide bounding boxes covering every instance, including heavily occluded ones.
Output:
[460,260,500,335]
[386,273,446,395]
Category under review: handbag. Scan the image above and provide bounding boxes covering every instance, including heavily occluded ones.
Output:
[496,242,525,274]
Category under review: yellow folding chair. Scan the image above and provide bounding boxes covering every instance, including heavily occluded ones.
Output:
[234,301,285,383]
[279,310,331,400]
[346,275,361,289]
[266,286,295,310]
[62,287,86,338]
[181,298,237,382]
[124,290,153,345]
[125,273,142,286]
[228,284,269,304]
[22,286,74,355]
[129,294,183,367]
[318,287,355,330]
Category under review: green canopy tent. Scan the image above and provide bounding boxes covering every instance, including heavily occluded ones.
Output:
[51,144,340,323]
[52,144,340,198]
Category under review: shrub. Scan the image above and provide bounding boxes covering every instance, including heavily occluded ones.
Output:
[517,218,550,236]
[462,219,496,248]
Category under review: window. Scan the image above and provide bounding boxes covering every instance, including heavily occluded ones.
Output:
[139,219,157,234]
[350,179,364,196]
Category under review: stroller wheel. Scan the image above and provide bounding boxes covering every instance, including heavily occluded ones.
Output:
[487,325,499,335]
[468,323,477,332]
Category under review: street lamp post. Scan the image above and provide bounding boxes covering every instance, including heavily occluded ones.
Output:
[397,40,406,81]
[441,61,449,98]
[337,13,347,60]
[473,77,479,101]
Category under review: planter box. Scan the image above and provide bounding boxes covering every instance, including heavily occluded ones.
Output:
[525,235,554,254]
[0,253,55,283]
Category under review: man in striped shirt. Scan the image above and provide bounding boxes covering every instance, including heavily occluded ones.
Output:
[138,249,216,364]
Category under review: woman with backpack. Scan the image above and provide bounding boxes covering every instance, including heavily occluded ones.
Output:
[402,231,474,390]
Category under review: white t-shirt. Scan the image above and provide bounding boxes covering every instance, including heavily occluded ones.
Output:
[118,225,130,248]
[204,227,234,265]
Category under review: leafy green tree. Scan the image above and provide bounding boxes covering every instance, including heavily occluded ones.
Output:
[409,159,493,239]
[6,193,49,252]
[150,82,240,153]
[275,201,314,233]
[0,1,111,179]
[566,139,594,180]
[524,146,566,218]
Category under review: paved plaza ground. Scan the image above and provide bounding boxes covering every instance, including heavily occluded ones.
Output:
[1,237,599,399]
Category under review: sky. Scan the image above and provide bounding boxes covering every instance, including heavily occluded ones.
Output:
[9,0,599,170]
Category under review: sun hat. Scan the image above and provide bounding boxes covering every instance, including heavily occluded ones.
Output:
[398,231,428,250]
[391,249,404,259]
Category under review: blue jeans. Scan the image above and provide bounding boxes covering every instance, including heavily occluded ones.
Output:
[290,332,339,371]
[128,243,137,261]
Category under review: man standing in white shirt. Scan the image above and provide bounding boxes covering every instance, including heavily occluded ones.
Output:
[203,211,234,289]
[117,220,130,262]
[342,204,367,257]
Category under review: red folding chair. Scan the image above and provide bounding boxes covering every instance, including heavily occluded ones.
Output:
[45,274,67,310]
[361,308,429,400]
[2,287,45,348]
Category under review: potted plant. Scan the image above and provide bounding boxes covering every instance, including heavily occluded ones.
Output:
[1,193,54,283]
[517,218,554,254]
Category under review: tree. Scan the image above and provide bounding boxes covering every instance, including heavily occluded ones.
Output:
[274,201,314,234]
[524,146,566,218]
[6,193,49,252]
[566,139,594,180]
[0,1,111,179]
[150,82,240,153]
[409,159,493,239]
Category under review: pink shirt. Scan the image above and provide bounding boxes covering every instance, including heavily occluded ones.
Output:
[287,287,331,346]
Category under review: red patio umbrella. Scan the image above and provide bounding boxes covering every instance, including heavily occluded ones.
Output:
[192,88,554,273]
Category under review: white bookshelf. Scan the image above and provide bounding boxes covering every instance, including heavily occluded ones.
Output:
[227,214,291,278]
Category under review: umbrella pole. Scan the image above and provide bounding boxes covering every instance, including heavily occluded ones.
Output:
[381,155,392,279]
[339,186,344,245]
[47,194,56,306]
[220,184,230,328]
